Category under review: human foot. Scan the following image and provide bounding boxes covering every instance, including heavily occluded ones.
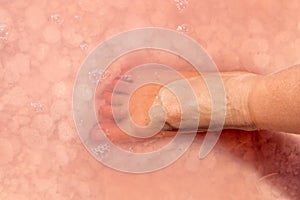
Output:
[97,68,260,142]
[97,65,182,140]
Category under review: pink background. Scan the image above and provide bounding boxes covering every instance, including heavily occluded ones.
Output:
[0,0,299,199]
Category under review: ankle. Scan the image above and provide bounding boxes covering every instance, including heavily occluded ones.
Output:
[223,73,260,130]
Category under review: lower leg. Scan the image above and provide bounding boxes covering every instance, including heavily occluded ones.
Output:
[249,65,300,134]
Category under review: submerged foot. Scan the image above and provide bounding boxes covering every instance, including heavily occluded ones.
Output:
[98,68,260,140]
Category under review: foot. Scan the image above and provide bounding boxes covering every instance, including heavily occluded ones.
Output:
[97,66,175,141]
[97,69,260,143]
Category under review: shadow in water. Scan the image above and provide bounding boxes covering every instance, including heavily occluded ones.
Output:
[219,130,300,200]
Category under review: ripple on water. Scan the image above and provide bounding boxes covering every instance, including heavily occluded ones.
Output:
[0,24,9,41]
[30,102,45,113]
[79,42,89,51]
[73,15,81,21]
[88,68,104,84]
[49,14,64,25]
[91,143,110,160]
[0,8,12,42]
[176,23,189,32]
[174,0,189,12]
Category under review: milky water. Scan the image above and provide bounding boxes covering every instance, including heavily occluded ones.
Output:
[0,0,300,199]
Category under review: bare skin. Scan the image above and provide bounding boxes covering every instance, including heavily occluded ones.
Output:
[249,65,300,134]
[158,65,300,134]
[97,65,300,142]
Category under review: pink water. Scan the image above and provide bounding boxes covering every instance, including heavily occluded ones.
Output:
[0,0,300,199]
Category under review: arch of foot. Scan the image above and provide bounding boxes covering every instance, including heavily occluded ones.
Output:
[0,0,299,199]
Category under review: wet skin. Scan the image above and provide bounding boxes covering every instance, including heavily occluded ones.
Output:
[97,65,300,143]
[97,70,256,142]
